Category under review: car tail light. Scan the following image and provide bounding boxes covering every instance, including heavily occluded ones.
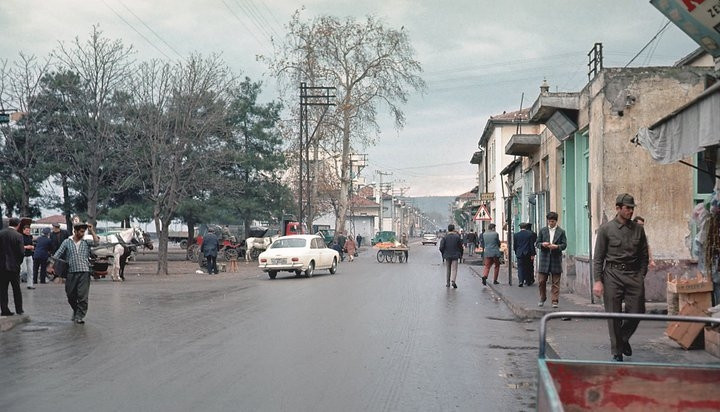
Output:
[260,258,267,263]
[291,257,299,262]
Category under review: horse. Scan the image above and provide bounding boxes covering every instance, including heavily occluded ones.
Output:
[243,228,284,262]
[244,236,272,262]
[91,227,154,281]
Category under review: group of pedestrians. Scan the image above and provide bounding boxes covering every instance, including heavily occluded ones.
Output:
[440,192,649,362]
[2,218,98,325]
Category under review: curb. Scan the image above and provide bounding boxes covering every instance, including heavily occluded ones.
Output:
[0,314,30,332]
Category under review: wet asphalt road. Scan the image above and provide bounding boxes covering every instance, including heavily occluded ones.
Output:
[0,243,537,412]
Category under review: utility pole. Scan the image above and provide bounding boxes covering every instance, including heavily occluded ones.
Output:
[376,171,392,231]
[299,82,336,229]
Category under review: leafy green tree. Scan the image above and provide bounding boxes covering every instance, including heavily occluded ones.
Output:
[221,78,293,236]
[52,25,137,226]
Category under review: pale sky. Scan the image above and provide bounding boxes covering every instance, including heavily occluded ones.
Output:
[0,1,699,196]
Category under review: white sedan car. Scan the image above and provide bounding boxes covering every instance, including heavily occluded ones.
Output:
[258,235,340,279]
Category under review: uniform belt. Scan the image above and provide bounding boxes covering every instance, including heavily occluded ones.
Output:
[608,262,640,271]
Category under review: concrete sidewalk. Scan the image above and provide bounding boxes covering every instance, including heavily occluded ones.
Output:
[464,257,720,365]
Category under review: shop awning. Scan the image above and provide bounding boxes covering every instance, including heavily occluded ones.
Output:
[635,82,720,164]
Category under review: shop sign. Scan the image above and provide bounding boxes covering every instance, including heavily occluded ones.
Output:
[650,0,720,57]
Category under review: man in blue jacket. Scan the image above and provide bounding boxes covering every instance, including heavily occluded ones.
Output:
[513,223,536,287]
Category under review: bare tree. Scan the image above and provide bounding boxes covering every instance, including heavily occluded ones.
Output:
[52,25,136,225]
[266,11,425,231]
[0,53,52,217]
[127,55,235,275]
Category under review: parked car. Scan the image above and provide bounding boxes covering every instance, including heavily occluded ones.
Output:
[371,231,397,245]
[422,233,438,245]
[258,234,339,279]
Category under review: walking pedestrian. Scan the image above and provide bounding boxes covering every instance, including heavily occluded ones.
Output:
[513,223,536,287]
[0,217,24,316]
[48,222,99,324]
[202,227,219,275]
[21,225,35,289]
[356,234,362,248]
[344,235,357,262]
[465,229,478,256]
[535,212,567,307]
[439,224,463,288]
[331,240,344,261]
[33,227,53,284]
[592,194,649,362]
[481,224,501,285]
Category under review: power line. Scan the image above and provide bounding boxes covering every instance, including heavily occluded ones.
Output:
[220,0,269,52]
[624,21,671,67]
[231,0,275,42]
[118,0,183,59]
[102,0,172,60]
[241,0,281,38]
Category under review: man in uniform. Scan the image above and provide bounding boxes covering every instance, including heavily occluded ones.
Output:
[592,193,649,362]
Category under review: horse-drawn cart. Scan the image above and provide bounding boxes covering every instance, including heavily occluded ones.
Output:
[375,242,408,263]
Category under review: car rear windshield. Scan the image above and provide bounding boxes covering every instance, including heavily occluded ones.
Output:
[271,238,307,248]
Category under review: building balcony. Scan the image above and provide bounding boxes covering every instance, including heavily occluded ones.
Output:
[505,134,540,156]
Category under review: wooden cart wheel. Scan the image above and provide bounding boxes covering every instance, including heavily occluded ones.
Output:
[376,250,384,263]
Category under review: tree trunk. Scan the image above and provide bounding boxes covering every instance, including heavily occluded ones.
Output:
[187,218,196,247]
[87,159,101,226]
[154,215,170,275]
[62,174,72,229]
[20,172,31,217]
[336,108,352,233]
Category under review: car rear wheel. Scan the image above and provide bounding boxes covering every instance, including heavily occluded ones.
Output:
[305,261,314,277]
[329,258,337,274]
[268,271,277,279]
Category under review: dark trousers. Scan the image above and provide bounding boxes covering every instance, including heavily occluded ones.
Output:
[33,258,48,283]
[603,269,645,356]
[66,271,90,320]
[516,256,534,285]
[0,270,23,314]
[206,255,217,274]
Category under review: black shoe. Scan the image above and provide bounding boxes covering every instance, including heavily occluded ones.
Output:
[16,310,24,315]
[518,284,523,287]
[481,277,487,286]
[493,280,500,285]
[1,311,14,316]
[622,342,632,357]
[612,354,623,362]
[75,318,85,324]
[446,282,450,287]
[452,281,457,289]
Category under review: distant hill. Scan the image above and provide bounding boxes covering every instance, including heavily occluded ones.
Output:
[408,196,454,230]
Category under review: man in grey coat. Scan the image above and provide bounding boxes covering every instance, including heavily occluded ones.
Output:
[535,212,567,308]
[481,223,502,286]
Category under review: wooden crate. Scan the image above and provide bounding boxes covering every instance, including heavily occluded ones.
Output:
[678,291,713,313]
[666,305,707,349]
[705,327,720,358]
[667,274,714,293]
